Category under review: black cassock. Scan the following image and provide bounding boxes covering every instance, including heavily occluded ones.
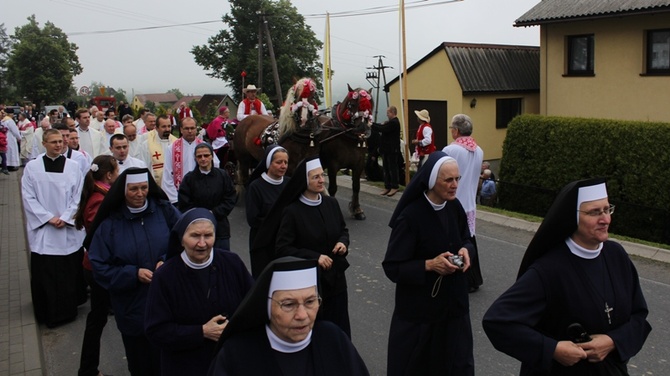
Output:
[275,196,351,336]
[483,241,651,375]
[245,176,289,253]
[208,321,369,375]
[383,197,475,376]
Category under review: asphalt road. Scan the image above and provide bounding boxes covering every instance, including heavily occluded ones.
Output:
[42,186,670,375]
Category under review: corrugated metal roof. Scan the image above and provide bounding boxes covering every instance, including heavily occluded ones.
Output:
[444,43,540,94]
[516,0,670,26]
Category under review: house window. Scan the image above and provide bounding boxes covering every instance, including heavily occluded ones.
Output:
[567,35,594,75]
[647,29,670,74]
[496,98,522,129]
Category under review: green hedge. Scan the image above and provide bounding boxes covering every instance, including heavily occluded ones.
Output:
[499,114,670,244]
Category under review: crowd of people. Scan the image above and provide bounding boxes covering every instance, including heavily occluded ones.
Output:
[7,97,652,376]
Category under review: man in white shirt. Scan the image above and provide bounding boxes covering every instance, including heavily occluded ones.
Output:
[102,119,122,148]
[53,123,91,177]
[237,84,269,121]
[123,123,144,160]
[89,110,105,131]
[21,129,85,328]
[75,109,106,157]
[109,134,146,173]
[161,117,220,203]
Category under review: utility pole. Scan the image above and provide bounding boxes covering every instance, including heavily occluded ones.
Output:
[256,11,263,95]
[365,55,392,121]
[262,15,283,107]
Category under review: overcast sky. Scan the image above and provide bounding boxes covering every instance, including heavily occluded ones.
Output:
[4,0,540,101]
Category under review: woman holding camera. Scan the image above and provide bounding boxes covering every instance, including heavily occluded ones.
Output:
[382,151,474,376]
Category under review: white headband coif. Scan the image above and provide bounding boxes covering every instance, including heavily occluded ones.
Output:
[125,172,149,192]
[305,158,322,184]
[576,183,608,223]
[428,156,456,190]
[266,146,286,169]
[267,267,318,318]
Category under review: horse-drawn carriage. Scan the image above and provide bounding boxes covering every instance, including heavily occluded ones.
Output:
[234,79,374,220]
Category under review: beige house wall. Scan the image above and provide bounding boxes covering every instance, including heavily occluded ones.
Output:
[541,13,670,121]
[388,50,539,160]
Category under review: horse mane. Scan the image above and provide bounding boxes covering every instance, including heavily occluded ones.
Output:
[278,77,315,136]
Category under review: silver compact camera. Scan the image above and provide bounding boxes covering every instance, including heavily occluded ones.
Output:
[448,255,464,269]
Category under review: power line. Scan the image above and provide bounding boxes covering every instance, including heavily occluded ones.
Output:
[66,1,462,36]
[67,20,223,36]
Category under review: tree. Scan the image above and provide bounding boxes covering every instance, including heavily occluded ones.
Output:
[7,15,82,106]
[192,0,322,103]
[144,100,157,113]
[167,88,184,100]
[0,24,14,102]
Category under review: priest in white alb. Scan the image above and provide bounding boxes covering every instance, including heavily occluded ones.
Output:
[21,129,85,328]
[140,114,177,186]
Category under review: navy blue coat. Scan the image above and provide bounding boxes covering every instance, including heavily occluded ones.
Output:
[89,198,180,334]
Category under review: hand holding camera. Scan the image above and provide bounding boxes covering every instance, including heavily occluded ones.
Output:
[426,250,469,275]
[448,255,465,269]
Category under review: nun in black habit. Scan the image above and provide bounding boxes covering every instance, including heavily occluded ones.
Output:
[245,145,290,255]
[483,178,651,375]
[145,208,254,376]
[382,151,475,376]
[208,257,369,376]
[251,156,352,337]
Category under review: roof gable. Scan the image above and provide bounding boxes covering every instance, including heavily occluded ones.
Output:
[195,94,236,117]
[135,93,179,105]
[516,0,670,26]
[172,96,202,109]
[445,43,540,94]
[386,42,539,94]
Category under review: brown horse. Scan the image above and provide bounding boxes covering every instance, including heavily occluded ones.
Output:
[233,114,276,184]
[234,85,373,220]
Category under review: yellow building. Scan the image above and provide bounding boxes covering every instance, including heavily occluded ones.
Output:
[515,0,670,122]
[386,42,540,161]
[131,93,179,111]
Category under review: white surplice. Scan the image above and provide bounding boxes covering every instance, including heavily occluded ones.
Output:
[21,156,85,255]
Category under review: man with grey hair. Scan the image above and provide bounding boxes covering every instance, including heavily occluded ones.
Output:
[443,113,484,292]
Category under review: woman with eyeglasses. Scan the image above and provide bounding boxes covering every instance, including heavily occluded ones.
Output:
[382,151,474,376]
[483,178,651,375]
[144,208,253,376]
[178,143,237,250]
[209,257,369,375]
[252,156,352,338]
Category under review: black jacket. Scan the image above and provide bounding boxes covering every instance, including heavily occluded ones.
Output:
[372,116,400,154]
[178,167,237,238]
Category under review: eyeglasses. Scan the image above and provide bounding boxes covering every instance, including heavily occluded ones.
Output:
[269,296,322,313]
[196,154,212,159]
[577,205,615,217]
